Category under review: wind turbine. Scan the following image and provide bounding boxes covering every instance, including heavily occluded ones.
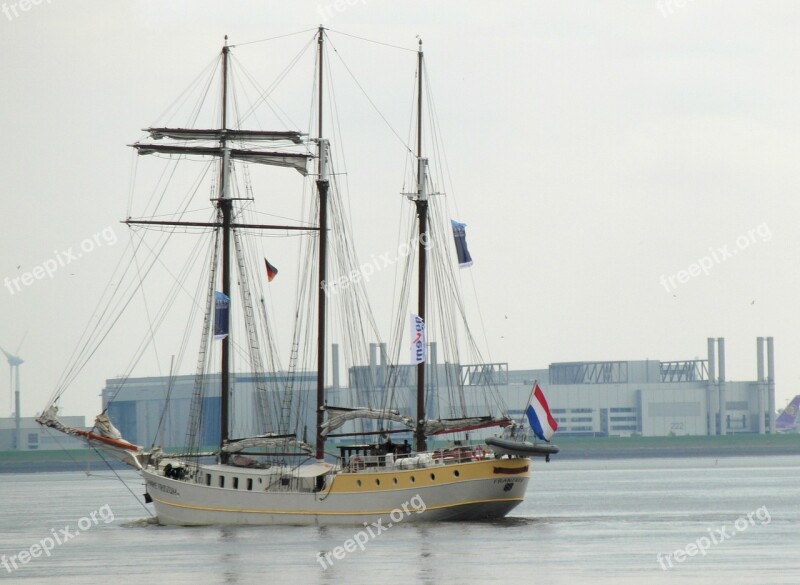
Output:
[1,332,27,450]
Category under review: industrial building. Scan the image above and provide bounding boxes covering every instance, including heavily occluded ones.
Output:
[0,415,86,451]
[349,336,778,438]
[1,329,773,451]
[3,334,772,452]
[505,337,777,437]
[101,372,317,450]
[86,336,776,450]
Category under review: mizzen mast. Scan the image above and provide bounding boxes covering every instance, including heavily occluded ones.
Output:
[315,25,330,462]
[413,39,428,453]
[218,36,232,463]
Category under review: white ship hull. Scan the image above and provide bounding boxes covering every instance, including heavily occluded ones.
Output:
[142,457,531,526]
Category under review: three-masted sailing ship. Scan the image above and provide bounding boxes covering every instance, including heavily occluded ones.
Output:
[38,27,555,526]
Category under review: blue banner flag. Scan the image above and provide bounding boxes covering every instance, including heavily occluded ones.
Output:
[451,219,473,268]
[409,314,426,364]
[214,291,230,340]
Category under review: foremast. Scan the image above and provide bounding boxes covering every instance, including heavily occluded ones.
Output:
[125,36,313,462]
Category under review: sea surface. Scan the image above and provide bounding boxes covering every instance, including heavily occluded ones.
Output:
[0,456,798,584]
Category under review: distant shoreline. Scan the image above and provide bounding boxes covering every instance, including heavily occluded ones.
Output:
[549,433,800,460]
[0,449,125,474]
[1,434,797,473]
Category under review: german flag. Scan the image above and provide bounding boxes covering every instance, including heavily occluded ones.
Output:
[264,258,278,282]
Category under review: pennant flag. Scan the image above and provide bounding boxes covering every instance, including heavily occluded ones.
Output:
[264,258,278,282]
[526,384,558,442]
[409,314,426,364]
[451,219,473,268]
[214,291,230,340]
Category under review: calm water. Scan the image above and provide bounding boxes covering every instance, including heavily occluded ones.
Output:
[0,456,798,584]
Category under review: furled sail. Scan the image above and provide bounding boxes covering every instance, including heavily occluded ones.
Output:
[36,405,145,469]
[221,435,313,454]
[131,143,312,175]
[423,416,512,436]
[93,412,124,441]
[320,407,414,437]
[145,127,305,143]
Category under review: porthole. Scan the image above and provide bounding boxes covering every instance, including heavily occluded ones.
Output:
[453,470,460,478]
[410,476,416,483]
[392,478,398,485]
[430,473,436,481]
[356,480,362,487]
[375,479,381,486]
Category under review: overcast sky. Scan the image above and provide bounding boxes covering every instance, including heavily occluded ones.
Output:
[1,1,799,421]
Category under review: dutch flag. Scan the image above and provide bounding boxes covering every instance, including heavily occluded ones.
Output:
[526,384,558,442]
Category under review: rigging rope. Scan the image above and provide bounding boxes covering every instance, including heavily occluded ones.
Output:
[327,35,414,155]
[326,28,418,54]
[230,28,318,48]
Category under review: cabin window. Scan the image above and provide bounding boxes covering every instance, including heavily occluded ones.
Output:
[247,478,253,491]
[233,477,239,490]
[453,470,460,478]
[430,473,436,481]
[375,479,381,486]
[205,474,211,486]
[410,476,416,483]
[219,475,225,488]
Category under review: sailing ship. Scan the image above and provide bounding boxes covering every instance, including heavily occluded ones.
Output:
[37,27,556,526]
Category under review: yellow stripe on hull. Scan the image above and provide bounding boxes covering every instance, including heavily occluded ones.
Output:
[328,458,530,494]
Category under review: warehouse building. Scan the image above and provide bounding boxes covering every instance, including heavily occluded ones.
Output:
[93,336,776,449]
[504,337,777,437]
[0,415,87,451]
[101,372,316,450]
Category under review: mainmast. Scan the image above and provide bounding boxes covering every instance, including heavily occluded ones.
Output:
[219,36,232,462]
[315,26,330,462]
[414,39,428,453]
